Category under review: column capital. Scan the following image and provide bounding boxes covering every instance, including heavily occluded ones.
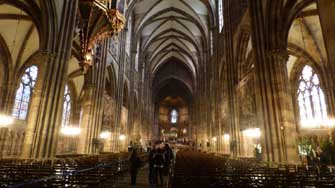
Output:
[267,48,289,62]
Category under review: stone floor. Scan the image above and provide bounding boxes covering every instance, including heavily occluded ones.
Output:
[116,165,168,188]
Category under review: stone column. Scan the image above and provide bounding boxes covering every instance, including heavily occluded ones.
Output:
[21,0,78,160]
[223,0,240,157]
[2,80,16,114]
[250,1,298,163]
[254,49,298,163]
[127,47,137,142]
[77,85,94,154]
[317,0,335,115]
[78,40,108,154]
[137,66,144,141]
[114,32,127,152]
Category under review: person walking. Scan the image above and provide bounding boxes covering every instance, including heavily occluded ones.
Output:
[153,147,165,185]
[163,143,174,175]
[129,150,142,185]
[148,145,156,184]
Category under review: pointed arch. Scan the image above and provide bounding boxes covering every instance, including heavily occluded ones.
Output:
[296,65,327,128]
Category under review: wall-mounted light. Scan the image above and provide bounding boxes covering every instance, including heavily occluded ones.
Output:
[119,134,126,141]
[100,131,111,139]
[223,134,230,141]
[60,126,81,136]
[243,128,261,138]
[212,137,217,142]
[182,128,187,134]
[0,114,14,127]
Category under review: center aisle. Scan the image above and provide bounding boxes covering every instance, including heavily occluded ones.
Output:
[116,165,169,188]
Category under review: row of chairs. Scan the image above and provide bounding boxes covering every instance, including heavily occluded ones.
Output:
[170,151,335,188]
[0,152,146,187]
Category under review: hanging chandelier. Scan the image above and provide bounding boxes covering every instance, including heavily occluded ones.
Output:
[78,0,126,73]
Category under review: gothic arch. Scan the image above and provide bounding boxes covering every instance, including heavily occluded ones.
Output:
[288,47,330,133]
[288,44,324,86]
[66,80,79,116]
[0,34,11,109]
[128,0,212,84]
[14,51,48,86]
[106,65,117,99]
[235,30,251,81]
[283,0,317,44]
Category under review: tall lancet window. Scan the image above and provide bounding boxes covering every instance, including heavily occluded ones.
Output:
[218,0,224,32]
[62,85,71,127]
[297,65,327,127]
[170,109,178,124]
[12,65,38,120]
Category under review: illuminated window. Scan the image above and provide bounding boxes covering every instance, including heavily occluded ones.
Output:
[62,85,71,127]
[218,0,224,32]
[170,109,178,124]
[12,66,38,120]
[297,65,327,127]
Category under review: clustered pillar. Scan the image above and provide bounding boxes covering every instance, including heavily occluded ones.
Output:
[21,0,78,160]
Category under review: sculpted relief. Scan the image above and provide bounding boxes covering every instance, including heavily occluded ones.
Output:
[102,91,115,129]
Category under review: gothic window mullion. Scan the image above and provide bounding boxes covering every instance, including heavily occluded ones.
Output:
[308,88,316,118]
[316,86,324,118]
[17,84,25,117]
[62,85,72,127]
[300,90,308,121]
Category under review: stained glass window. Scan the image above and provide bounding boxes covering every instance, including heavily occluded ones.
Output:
[170,109,178,124]
[218,0,224,32]
[62,85,71,127]
[297,65,327,127]
[12,66,38,120]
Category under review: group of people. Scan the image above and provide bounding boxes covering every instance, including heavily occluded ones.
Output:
[307,146,331,166]
[128,143,175,186]
[148,143,174,185]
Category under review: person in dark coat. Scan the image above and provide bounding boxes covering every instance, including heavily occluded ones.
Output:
[153,148,165,185]
[148,145,156,184]
[129,150,142,185]
[163,143,174,175]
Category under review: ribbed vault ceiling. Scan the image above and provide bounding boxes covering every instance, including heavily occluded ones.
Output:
[287,2,327,76]
[0,3,40,70]
[131,0,213,78]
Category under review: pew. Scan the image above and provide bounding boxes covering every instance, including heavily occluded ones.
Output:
[0,152,147,188]
[170,151,335,188]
